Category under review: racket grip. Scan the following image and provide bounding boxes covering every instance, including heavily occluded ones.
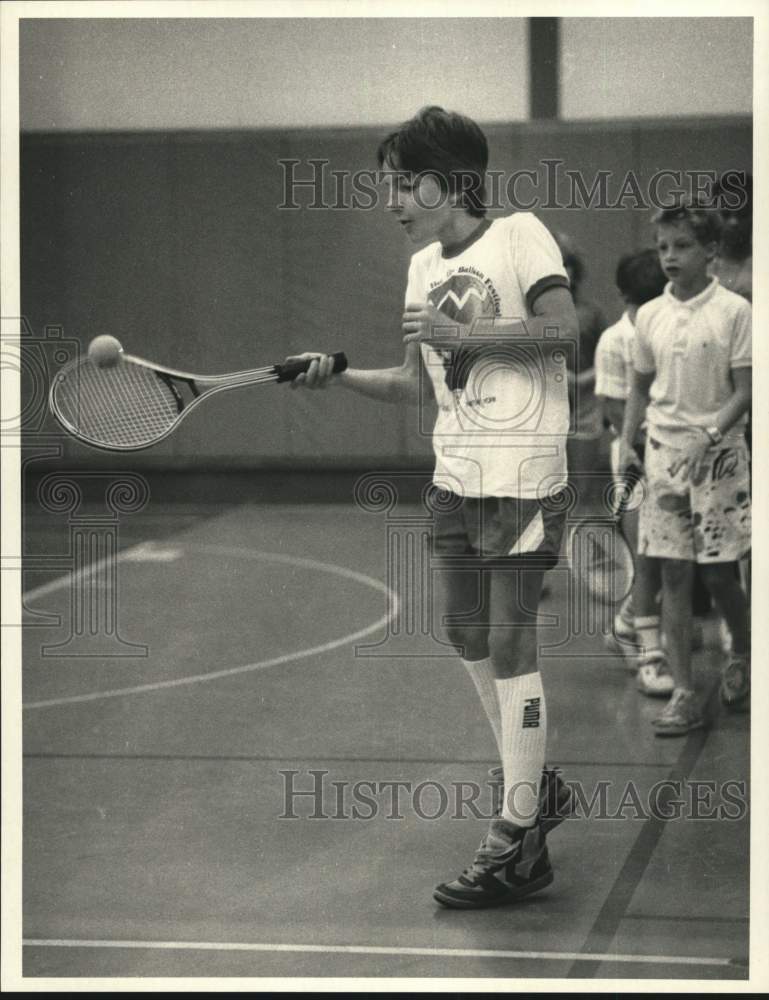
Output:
[276,352,348,383]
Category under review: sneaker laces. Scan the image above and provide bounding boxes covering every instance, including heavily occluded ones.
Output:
[464,829,520,879]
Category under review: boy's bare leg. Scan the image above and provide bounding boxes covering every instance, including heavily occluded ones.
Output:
[699,562,750,657]
[433,564,500,748]
[660,558,695,690]
[633,553,673,694]
[634,554,663,654]
[634,554,661,617]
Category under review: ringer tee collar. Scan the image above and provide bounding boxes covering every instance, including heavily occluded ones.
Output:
[663,276,720,310]
[441,218,493,259]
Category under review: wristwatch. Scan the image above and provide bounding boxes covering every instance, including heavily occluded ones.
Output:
[703,425,723,445]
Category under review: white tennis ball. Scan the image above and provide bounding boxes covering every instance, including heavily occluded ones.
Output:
[88,335,123,368]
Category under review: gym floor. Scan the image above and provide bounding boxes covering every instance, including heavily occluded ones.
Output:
[19,471,749,982]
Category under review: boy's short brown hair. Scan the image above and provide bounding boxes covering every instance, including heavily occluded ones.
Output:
[376,105,488,217]
[652,199,723,246]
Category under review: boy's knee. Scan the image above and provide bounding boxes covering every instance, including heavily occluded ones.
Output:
[443,624,488,660]
[487,626,535,674]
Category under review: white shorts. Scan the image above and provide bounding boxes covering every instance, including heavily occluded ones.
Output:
[638,437,751,564]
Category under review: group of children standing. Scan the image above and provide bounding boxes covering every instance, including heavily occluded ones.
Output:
[594,190,752,736]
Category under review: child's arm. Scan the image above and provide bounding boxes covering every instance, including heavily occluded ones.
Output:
[679,366,752,474]
[601,396,626,437]
[594,328,627,436]
[711,366,752,437]
[618,368,654,472]
[287,341,424,405]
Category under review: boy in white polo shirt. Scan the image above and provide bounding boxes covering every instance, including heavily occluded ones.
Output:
[619,201,752,735]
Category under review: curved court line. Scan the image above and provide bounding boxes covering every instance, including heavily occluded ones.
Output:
[22,541,150,603]
[23,543,398,711]
[20,938,738,968]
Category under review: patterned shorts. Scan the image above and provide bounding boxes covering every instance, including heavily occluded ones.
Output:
[430,489,567,570]
[639,437,751,563]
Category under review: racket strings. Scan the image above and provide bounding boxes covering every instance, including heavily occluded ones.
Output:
[570,521,634,603]
[53,360,182,448]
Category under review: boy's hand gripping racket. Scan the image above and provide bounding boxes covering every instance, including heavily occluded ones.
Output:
[566,466,642,605]
[49,338,348,451]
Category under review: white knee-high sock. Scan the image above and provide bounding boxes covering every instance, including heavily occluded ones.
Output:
[462,657,502,754]
[496,672,547,828]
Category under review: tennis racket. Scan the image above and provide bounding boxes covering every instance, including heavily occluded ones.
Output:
[49,346,348,451]
[566,467,642,605]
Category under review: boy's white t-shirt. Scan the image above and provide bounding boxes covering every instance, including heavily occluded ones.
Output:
[632,278,752,447]
[594,311,635,404]
[405,213,571,499]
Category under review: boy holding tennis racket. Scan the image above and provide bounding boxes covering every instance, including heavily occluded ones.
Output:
[291,106,578,908]
[619,201,752,735]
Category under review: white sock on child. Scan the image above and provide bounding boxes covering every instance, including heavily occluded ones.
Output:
[496,672,547,828]
[462,657,502,753]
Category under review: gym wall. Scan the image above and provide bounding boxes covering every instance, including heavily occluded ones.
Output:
[21,117,751,469]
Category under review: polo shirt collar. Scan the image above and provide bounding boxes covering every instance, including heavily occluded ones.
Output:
[663,276,719,310]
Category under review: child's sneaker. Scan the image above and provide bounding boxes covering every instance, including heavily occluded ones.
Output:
[487,765,574,833]
[652,688,705,737]
[433,820,553,909]
[720,657,750,711]
[636,650,674,697]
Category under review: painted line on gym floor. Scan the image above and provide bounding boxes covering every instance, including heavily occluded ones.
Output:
[21,751,675,767]
[21,541,150,603]
[23,543,398,710]
[568,681,724,979]
[21,938,738,967]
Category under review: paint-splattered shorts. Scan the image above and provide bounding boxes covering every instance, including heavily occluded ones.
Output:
[638,436,751,563]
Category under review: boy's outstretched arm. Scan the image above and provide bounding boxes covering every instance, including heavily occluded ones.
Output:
[286,341,424,405]
[619,368,655,472]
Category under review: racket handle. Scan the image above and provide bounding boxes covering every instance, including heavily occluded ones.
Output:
[276,352,348,383]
